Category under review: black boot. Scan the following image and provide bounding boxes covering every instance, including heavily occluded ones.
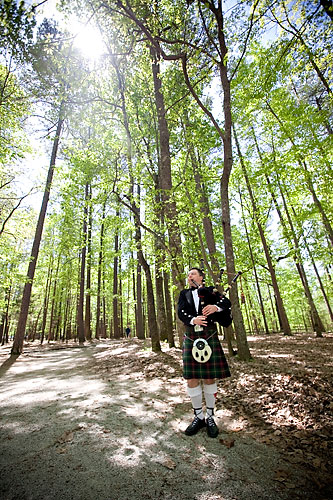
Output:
[185,408,206,436]
[206,408,219,438]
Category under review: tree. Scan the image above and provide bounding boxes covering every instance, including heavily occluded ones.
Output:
[12,20,89,354]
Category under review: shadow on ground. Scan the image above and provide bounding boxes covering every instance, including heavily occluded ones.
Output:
[0,339,331,500]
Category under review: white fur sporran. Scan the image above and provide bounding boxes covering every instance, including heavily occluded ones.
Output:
[192,338,212,363]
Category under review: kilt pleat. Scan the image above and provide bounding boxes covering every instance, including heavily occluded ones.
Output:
[182,328,231,380]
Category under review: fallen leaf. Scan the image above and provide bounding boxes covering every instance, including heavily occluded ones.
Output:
[219,438,235,449]
[57,430,74,444]
[56,447,67,454]
[157,457,176,470]
[273,469,290,482]
[284,482,297,489]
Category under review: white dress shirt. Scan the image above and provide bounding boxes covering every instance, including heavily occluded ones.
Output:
[190,288,222,325]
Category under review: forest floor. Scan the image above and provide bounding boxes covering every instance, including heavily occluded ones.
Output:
[0,332,332,500]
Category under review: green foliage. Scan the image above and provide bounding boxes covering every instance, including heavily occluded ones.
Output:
[1,0,332,340]
[0,0,36,61]
[0,64,30,165]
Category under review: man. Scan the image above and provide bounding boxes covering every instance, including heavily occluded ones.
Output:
[177,267,231,438]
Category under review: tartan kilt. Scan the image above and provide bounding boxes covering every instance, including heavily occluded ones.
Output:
[182,327,231,380]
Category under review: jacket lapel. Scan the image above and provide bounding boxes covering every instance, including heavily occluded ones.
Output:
[185,289,195,314]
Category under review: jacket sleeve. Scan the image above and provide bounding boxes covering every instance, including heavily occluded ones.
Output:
[177,290,195,326]
[214,291,231,311]
[202,287,232,327]
[210,292,232,327]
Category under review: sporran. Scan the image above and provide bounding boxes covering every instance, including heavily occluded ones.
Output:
[192,338,212,363]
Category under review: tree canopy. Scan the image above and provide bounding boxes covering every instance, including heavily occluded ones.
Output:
[0,0,332,357]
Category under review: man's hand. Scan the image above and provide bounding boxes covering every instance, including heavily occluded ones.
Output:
[193,315,207,326]
[202,304,218,316]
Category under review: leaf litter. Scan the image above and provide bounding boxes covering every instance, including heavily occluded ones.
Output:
[0,332,332,499]
[90,332,332,496]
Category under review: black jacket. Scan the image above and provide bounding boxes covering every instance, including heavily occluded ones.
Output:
[177,286,232,328]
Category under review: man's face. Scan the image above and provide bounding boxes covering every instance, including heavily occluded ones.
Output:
[187,269,203,287]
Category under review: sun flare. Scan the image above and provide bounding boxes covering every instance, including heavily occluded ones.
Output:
[73,22,106,61]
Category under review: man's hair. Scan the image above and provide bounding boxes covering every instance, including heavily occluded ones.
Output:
[189,267,204,276]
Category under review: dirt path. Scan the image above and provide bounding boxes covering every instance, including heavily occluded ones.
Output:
[0,339,330,500]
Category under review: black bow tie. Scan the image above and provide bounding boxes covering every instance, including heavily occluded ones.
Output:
[190,286,197,291]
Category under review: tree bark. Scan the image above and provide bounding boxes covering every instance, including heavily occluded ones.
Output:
[40,257,53,345]
[239,188,270,334]
[136,260,145,339]
[182,112,220,280]
[85,184,92,340]
[0,284,11,345]
[151,47,184,290]
[112,209,121,338]
[137,247,161,352]
[205,1,251,359]
[96,198,106,339]
[12,107,64,355]
[275,174,325,336]
[77,183,89,345]
[234,128,292,336]
[48,271,59,342]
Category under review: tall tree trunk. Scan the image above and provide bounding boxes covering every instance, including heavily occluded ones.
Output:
[243,278,261,335]
[12,106,64,355]
[163,270,174,347]
[183,112,220,280]
[265,101,333,246]
[113,210,121,339]
[85,184,92,341]
[275,174,325,337]
[267,284,279,331]
[112,56,145,340]
[137,247,161,352]
[96,198,106,339]
[40,257,53,345]
[153,171,171,344]
[209,2,251,360]
[239,188,270,334]
[62,292,71,342]
[136,260,145,339]
[77,183,89,345]
[48,277,58,342]
[151,47,184,289]
[290,204,333,323]
[0,284,11,345]
[119,251,124,336]
[234,128,292,335]
[155,245,168,342]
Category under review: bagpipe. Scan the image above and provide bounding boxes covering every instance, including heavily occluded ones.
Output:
[191,261,242,328]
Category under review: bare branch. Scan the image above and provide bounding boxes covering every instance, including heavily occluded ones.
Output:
[0,189,34,237]
[230,0,260,81]
[182,55,225,140]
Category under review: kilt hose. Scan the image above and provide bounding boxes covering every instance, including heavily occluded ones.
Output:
[182,327,231,380]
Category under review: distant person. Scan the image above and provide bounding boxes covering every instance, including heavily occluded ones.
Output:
[125,326,131,338]
[177,267,231,438]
